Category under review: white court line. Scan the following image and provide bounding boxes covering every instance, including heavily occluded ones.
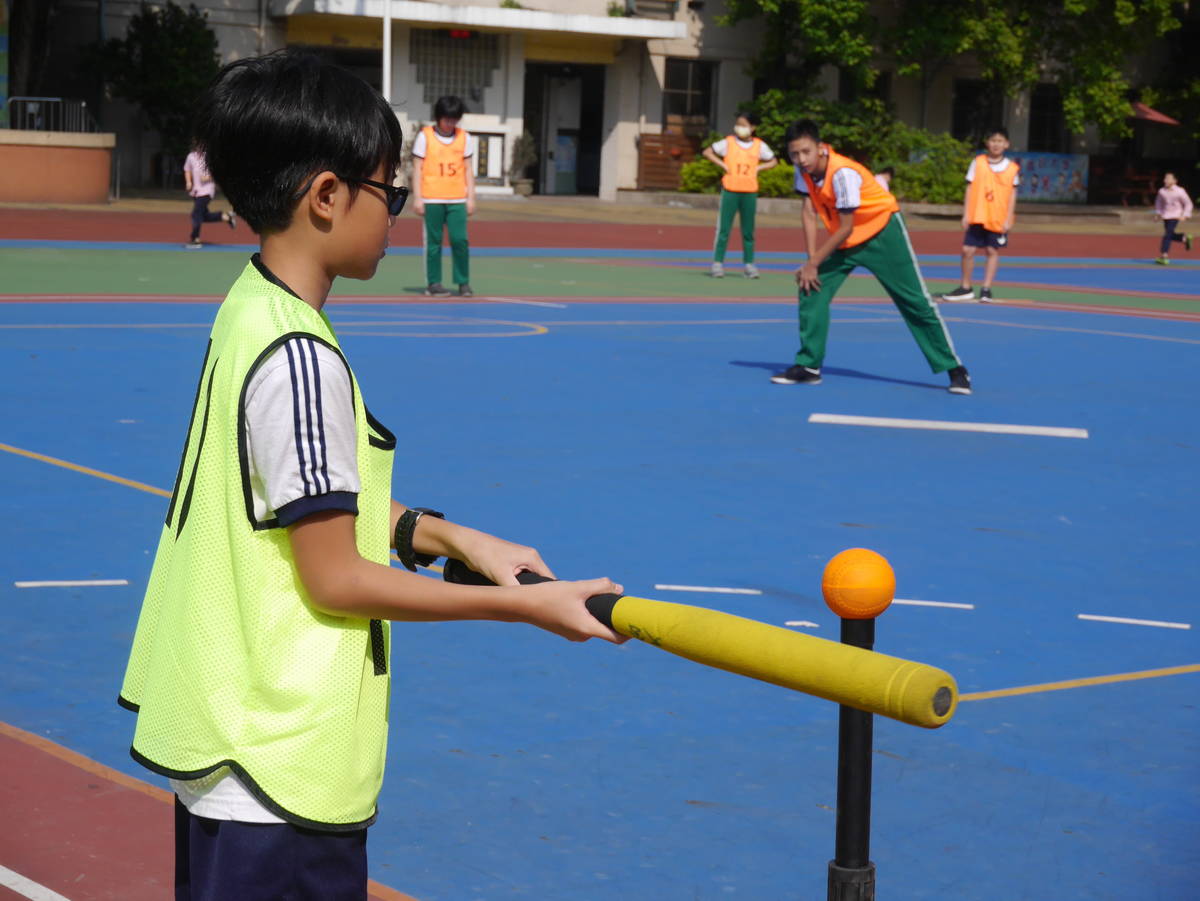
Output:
[654,584,763,595]
[0,864,72,901]
[809,413,1089,440]
[14,579,128,588]
[893,598,975,610]
[482,296,568,309]
[1078,614,1191,630]
[785,620,820,628]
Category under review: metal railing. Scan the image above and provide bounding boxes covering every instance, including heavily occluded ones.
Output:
[5,97,99,133]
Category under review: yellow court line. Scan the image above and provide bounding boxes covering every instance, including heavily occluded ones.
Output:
[960,663,1200,701]
[0,441,170,498]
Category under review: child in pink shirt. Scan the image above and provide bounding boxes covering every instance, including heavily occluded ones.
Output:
[1154,171,1193,265]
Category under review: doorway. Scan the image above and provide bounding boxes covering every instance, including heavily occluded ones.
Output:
[523,63,605,195]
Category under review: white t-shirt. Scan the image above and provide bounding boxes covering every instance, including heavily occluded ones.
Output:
[966,156,1020,186]
[413,127,477,204]
[795,166,864,211]
[709,137,775,161]
[172,255,361,824]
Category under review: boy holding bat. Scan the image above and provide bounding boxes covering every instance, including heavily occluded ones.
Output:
[772,119,971,395]
[119,49,621,900]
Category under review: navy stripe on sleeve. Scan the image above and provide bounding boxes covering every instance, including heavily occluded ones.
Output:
[283,341,312,496]
[305,338,331,494]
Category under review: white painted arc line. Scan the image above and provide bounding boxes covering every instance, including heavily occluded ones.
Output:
[809,413,1089,439]
[1078,614,1191,630]
[653,584,763,595]
[893,598,976,610]
[14,579,129,588]
[0,864,73,901]
[482,296,568,308]
[785,620,820,628]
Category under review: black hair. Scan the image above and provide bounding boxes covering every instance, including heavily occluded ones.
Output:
[433,95,466,121]
[192,48,403,234]
[985,125,1009,140]
[785,118,821,144]
[736,110,761,127]
[878,166,895,177]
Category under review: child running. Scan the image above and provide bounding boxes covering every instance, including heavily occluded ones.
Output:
[412,95,477,297]
[119,49,622,900]
[182,146,236,248]
[771,119,971,395]
[941,126,1019,303]
[702,111,777,278]
[1154,171,1193,265]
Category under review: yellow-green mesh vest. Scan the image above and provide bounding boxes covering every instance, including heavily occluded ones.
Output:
[119,260,395,830]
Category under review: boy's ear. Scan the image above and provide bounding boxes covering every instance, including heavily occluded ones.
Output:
[305,171,341,223]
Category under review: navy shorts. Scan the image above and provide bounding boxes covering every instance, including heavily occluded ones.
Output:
[174,796,368,901]
[963,224,1006,249]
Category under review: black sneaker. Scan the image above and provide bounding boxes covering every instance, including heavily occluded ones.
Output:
[458,284,474,297]
[979,287,995,303]
[424,283,452,297]
[941,285,976,302]
[948,366,972,395]
[770,365,822,385]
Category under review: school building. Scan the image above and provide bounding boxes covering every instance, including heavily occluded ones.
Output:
[11,0,1195,200]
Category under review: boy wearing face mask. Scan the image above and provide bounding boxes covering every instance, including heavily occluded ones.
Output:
[703,112,777,278]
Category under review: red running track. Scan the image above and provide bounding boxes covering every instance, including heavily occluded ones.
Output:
[0,722,417,901]
[0,208,1140,257]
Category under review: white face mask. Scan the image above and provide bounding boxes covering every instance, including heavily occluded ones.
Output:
[733,124,752,140]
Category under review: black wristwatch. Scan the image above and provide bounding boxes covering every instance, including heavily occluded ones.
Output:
[394,507,445,572]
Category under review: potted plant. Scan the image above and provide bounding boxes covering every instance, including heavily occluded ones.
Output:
[509,130,538,196]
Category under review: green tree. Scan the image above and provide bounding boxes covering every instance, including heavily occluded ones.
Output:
[888,0,1181,141]
[1142,8,1200,144]
[884,0,970,129]
[85,2,220,159]
[718,0,876,92]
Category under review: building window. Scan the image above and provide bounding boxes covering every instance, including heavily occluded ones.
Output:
[663,58,716,134]
[951,79,1004,144]
[1028,83,1066,152]
[410,28,501,112]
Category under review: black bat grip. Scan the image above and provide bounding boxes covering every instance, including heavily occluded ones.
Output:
[442,558,621,629]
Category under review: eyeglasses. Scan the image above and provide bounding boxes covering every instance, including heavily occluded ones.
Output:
[340,176,409,216]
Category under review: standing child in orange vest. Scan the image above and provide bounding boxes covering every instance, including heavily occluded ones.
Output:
[412,95,476,297]
[771,119,970,395]
[702,111,777,278]
[941,126,1019,303]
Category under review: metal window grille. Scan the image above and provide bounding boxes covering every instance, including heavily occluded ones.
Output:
[6,97,98,133]
[410,29,500,111]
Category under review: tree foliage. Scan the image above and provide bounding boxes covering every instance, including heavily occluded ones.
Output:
[728,0,1185,141]
[718,0,875,91]
[85,2,220,159]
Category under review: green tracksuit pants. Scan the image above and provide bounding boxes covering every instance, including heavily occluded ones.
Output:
[423,202,470,287]
[713,189,758,264]
[795,213,962,373]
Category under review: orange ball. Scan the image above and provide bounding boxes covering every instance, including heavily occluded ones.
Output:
[822,548,895,619]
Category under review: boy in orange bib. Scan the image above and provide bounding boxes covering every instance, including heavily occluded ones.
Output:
[772,119,970,395]
[412,95,476,297]
[941,126,1019,303]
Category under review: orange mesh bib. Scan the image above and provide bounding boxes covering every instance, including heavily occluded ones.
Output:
[721,137,762,193]
[966,155,1019,233]
[420,126,469,200]
[802,147,899,249]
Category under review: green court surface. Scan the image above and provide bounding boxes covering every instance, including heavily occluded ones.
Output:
[3,247,1197,314]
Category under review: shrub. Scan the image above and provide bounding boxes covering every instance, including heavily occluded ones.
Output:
[678,157,722,194]
[672,89,976,204]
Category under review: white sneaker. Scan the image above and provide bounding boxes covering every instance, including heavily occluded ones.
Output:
[710,262,725,278]
[744,263,760,279]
